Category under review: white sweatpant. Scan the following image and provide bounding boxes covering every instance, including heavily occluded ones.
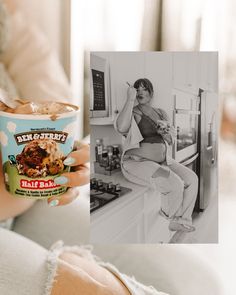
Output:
[0,232,167,295]
[122,158,198,225]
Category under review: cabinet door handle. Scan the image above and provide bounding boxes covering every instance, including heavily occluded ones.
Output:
[114,110,119,114]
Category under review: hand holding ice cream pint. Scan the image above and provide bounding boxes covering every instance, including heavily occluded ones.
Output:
[0,100,79,199]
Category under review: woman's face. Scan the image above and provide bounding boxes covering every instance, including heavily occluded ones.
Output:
[136,84,152,105]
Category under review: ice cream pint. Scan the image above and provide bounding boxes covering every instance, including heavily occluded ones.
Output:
[0,102,79,199]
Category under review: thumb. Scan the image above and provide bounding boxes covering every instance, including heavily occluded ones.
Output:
[47,187,80,207]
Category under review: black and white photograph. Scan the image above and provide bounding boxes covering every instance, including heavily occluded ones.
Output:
[90,51,218,244]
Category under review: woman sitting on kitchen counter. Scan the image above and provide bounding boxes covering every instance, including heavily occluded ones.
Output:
[115,78,198,232]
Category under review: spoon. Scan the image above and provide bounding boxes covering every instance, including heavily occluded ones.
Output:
[0,88,21,109]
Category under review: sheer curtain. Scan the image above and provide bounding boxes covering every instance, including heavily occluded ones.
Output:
[70,0,145,136]
[70,0,236,136]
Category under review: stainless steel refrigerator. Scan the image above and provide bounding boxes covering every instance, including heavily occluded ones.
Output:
[198,90,218,210]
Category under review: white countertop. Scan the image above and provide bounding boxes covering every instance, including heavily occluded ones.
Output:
[91,171,148,219]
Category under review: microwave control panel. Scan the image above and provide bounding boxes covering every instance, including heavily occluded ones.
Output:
[92,69,106,110]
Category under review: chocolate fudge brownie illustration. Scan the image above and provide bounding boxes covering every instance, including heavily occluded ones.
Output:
[16,139,65,178]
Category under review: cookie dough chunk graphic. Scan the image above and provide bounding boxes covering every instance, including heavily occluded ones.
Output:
[16,139,65,178]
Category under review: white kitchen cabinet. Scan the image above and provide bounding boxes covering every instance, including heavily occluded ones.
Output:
[144,191,171,243]
[91,52,217,125]
[91,52,174,125]
[110,52,145,115]
[111,52,174,120]
[90,190,145,243]
[144,52,173,116]
[91,188,171,244]
[173,52,199,95]
[198,52,218,92]
[173,52,218,95]
[111,214,145,243]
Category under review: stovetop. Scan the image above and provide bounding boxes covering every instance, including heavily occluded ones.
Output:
[90,178,132,213]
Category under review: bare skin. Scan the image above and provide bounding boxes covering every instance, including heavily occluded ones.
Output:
[2,0,17,13]
[51,253,131,295]
[0,154,35,220]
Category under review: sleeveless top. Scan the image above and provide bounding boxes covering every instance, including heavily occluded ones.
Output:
[138,114,165,144]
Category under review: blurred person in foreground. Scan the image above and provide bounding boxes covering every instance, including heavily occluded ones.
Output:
[0,1,167,294]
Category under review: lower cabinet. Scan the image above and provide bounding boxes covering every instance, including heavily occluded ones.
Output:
[90,193,145,243]
[144,191,171,244]
[111,214,145,243]
[90,190,171,244]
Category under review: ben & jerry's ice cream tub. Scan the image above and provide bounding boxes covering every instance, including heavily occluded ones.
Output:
[0,101,79,199]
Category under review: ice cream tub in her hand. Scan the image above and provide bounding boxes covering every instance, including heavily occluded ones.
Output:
[0,101,79,199]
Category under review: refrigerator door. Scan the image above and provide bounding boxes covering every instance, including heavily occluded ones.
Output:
[199,91,218,210]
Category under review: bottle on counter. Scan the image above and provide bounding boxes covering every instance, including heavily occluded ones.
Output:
[107,145,114,170]
[101,148,109,167]
[107,145,113,155]
[113,145,121,169]
[95,139,103,163]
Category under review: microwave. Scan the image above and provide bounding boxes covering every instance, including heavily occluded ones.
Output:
[90,54,110,118]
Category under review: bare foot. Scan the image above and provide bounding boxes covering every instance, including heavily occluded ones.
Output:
[169,231,187,243]
[169,221,195,232]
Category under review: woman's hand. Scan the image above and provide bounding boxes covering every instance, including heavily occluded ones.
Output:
[127,86,137,102]
[2,0,18,14]
[47,142,90,207]
[0,154,37,221]
[156,120,170,134]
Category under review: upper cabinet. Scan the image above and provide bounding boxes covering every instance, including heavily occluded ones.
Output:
[173,52,199,95]
[110,52,144,116]
[173,52,218,95]
[144,52,173,116]
[91,52,218,125]
[198,52,218,93]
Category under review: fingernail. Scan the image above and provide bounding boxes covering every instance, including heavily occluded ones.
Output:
[54,176,68,185]
[48,199,59,207]
[63,157,76,165]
